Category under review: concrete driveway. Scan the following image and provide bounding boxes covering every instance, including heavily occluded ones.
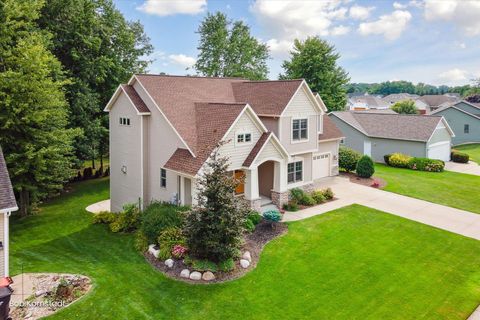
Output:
[283,176,480,241]
[445,161,480,176]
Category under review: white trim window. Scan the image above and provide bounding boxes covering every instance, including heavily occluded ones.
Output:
[236,133,252,144]
[287,161,303,184]
[119,117,131,126]
[292,118,308,141]
[160,168,167,188]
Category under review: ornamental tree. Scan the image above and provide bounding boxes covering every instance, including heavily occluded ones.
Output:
[391,100,418,114]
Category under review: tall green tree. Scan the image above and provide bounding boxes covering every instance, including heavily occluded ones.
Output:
[281,37,350,111]
[0,0,79,216]
[391,100,418,114]
[38,0,153,168]
[194,12,269,80]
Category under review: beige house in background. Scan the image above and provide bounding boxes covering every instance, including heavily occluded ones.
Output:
[104,75,344,212]
[0,147,17,277]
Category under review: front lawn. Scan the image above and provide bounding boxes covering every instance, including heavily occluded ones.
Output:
[375,164,480,214]
[11,179,480,319]
[455,144,480,164]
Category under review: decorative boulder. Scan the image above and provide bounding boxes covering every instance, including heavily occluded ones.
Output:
[189,271,202,281]
[180,269,190,278]
[202,271,215,281]
[164,259,174,268]
[240,259,250,269]
[148,244,160,258]
[242,251,252,262]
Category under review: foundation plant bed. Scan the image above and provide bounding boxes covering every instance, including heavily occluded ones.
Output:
[340,171,387,188]
[282,187,335,212]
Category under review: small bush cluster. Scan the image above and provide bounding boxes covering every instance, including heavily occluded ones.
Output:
[339,146,362,172]
[451,150,469,163]
[72,166,110,182]
[134,231,149,252]
[157,227,187,259]
[356,155,375,178]
[386,153,445,172]
[244,210,262,233]
[93,204,140,233]
[283,188,334,211]
[388,153,412,168]
[140,201,189,243]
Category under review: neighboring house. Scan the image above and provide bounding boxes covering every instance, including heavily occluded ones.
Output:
[348,95,389,110]
[430,100,480,145]
[383,93,419,105]
[0,148,17,277]
[105,75,344,212]
[418,95,459,113]
[329,112,454,162]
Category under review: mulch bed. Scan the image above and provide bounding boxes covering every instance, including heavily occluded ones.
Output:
[340,172,387,188]
[145,220,288,284]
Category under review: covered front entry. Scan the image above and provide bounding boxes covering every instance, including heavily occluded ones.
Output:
[258,161,275,198]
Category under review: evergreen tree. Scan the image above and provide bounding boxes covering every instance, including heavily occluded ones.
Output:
[281,36,350,111]
[0,0,79,216]
[194,12,269,80]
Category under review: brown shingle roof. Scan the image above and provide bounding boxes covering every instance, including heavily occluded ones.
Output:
[418,95,458,107]
[164,103,246,175]
[243,132,272,167]
[121,84,150,113]
[0,147,17,211]
[330,112,444,142]
[318,117,344,141]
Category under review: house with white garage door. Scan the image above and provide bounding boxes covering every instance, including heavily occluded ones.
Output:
[329,111,454,162]
[104,75,344,212]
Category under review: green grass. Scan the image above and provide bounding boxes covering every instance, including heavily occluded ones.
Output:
[375,164,480,214]
[455,144,480,164]
[11,179,480,319]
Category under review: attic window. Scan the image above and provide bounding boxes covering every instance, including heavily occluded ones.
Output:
[237,133,252,144]
[119,117,131,126]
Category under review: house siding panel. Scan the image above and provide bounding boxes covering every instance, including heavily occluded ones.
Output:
[455,102,480,115]
[434,108,480,145]
[428,125,452,146]
[371,138,426,162]
[259,117,279,136]
[253,141,284,166]
[329,116,368,154]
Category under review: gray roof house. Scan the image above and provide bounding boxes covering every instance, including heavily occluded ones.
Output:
[0,147,17,277]
[329,112,455,162]
[418,95,459,113]
[430,100,480,145]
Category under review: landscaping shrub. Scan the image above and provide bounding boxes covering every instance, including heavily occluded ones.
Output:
[263,210,282,228]
[140,201,188,243]
[158,246,172,260]
[92,211,116,224]
[408,157,444,172]
[157,227,186,253]
[299,194,316,206]
[311,190,326,204]
[171,244,187,259]
[290,188,305,203]
[244,219,255,233]
[451,150,469,163]
[83,167,93,180]
[191,259,218,272]
[322,188,334,200]
[282,201,299,212]
[384,154,393,165]
[388,153,412,168]
[218,258,235,272]
[247,210,262,225]
[339,146,361,172]
[356,155,375,178]
[109,203,140,233]
[134,231,149,252]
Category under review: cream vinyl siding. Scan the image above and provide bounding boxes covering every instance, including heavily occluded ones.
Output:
[132,81,187,205]
[218,111,264,170]
[109,93,143,212]
[280,87,320,154]
[253,140,284,166]
[428,124,452,146]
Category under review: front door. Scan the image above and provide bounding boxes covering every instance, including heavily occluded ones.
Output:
[234,170,245,194]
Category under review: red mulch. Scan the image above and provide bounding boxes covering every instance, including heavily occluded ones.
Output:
[340,172,387,188]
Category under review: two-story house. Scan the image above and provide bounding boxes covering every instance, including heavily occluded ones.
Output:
[104,75,344,212]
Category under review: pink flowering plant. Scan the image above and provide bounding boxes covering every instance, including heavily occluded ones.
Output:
[171,244,187,259]
[371,179,380,188]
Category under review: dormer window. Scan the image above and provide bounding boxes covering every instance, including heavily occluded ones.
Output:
[237,133,252,144]
[292,118,308,141]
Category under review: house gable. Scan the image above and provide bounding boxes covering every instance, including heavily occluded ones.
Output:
[455,101,480,115]
[252,136,288,167]
[282,83,322,117]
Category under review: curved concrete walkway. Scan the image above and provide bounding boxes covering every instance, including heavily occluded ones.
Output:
[283,176,480,241]
[85,199,110,213]
[445,161,480,176]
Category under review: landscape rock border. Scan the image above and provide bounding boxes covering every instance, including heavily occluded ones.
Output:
[144,220,288,284]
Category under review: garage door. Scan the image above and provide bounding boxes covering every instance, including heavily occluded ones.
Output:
[313,153,330,180]
[427,141,451,161]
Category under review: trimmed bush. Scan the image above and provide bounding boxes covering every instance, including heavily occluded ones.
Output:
[408,157,444,172]
[283,201,299,212]
[140,201,188,243]
[263,210,282,223]
[311,190,326,204]
[218,258,235,272]
[191,259,218,272]
[322,188,334,200]
[388,153,412,168]
[451,151,469,163]
[384,154,393,165]
[83,167,93,179]
[299,194,316,206]
[92,211,116,224]
[158,246,172,260]
[244,219,255,233]
[356,155,375,178]
[157,227,186,253]
[339,146,361,172]
[290,188,305,203]
[247,210,262,225]
[134,231,149,252]
[109,203,140,233]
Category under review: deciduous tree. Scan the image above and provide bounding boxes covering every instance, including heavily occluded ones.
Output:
[391,100,418,114]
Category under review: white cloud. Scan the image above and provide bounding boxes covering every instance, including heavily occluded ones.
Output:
[393,2,407,9]
[168,54,196,68]
[251,0,350,39]
[331,25,350,36]
[349,5,374,20]
[358,10,412,40]
[424,0,480,36]
[437,68,470,85]
[266,39,294,57]
[458,42,466,49]
[137,0,206,16]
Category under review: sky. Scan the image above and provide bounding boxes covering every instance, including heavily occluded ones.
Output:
[113,0,480,86]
